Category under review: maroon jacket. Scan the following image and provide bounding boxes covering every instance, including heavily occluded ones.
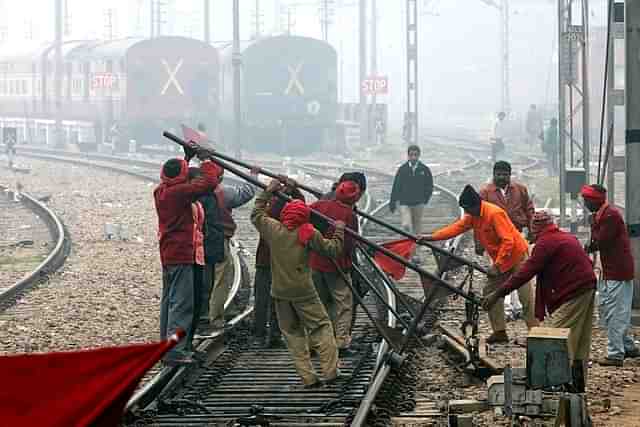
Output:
[590,203,635,281]
[154,160,220,266]
[501,225,596,321]
[479,181,534,231]
[308,199,358,272]
[255,188,306,267]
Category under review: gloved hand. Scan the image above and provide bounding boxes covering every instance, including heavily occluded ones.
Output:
[183,143,198,162]
[482,290,502,311]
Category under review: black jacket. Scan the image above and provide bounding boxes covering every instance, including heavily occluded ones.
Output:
[390,161,433,207]
[198,194,225,265]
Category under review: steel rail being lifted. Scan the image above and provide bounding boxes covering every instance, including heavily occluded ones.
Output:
[163,131,481,305]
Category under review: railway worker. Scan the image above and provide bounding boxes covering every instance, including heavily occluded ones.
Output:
[482,211,597,393]
[479,161,537,328]
[419,185,536,344]
[154,147,222,365]
[253,184,306,348]
[186,167,225,338]
[581,184,640,366]
[310,179,361,354]
[543,118,559,176]
[251,177,345,388]
[389,145,434,260]
[525,104,543,150]
[491,112,507,163]
[208,169,258,331]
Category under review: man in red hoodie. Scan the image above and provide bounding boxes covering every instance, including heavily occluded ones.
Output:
[582,184,639,366]
[310,180,361,353]
[154,148,222,365]
[482,211,596,392]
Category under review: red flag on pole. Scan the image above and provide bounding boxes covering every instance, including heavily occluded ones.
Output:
[373,238,417,280]
[0,330,184,427]
[181,124,206,145]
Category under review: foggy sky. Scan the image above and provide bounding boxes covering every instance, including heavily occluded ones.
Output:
[0,0,611,131]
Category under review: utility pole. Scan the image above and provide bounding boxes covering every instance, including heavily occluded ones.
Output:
[406,0,418,145]
[204,0,210,44]
[557,0,590,229]
[54,0,63,148]
[359,0,368,146]
[369,0,377,145]
[233,0,242,158]
[499,0,510,113]
[625,1,640,309]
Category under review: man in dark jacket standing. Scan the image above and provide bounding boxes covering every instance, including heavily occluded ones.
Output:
[390,145,433,236]
[483,211,596,392]
[582,184,639,366]
[154,150,222,365]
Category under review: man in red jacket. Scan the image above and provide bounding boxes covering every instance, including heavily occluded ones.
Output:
[482,211,596,392]
[154,149,222,365]
[310,180,361,353]
[582,184,639,366]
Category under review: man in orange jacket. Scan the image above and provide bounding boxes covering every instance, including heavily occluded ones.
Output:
[419,185,537,344]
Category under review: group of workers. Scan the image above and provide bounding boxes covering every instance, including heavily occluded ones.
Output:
[154,142,637,392]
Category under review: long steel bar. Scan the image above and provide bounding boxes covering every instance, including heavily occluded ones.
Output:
[162,131,479,304]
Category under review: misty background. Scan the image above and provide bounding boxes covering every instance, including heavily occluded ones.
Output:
[0,0,612,133]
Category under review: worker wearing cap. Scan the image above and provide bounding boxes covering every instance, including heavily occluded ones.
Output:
[419,185,536,344]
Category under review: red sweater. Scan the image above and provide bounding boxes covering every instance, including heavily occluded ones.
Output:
[590,203,635,281]
[501,225,596,321]
[309,199,358,272]
[154,160,220,266]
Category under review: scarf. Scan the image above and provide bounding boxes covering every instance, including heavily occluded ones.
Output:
[580,185,606,205]
[335,181,361,205]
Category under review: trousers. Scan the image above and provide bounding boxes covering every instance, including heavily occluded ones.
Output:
[399,204,425,236]
[484,254,538,333]
[312,270,353,348]
[160,264,194,360]
[209,238,232,327]
[549,289,596,362]
[598,280,638,360]
[253,265,280,338]
[275,295,339,385]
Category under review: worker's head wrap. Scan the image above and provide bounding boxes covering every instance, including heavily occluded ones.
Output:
[161,158,188,185]
[280,200,315,246]
[530,210,556,235]
[339,172,367,194]
[580,184,606,205]
[493,161,512,174]
[335,181,361,205]
[458,185,481,209]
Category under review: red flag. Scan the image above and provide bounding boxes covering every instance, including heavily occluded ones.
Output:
[181,124,206,145]
[0,330,184,427]
[373,238,416,280]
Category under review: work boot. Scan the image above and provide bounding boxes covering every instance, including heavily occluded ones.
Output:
[625,348,640,358]
[598,357,623,367]
[486,330,509,344]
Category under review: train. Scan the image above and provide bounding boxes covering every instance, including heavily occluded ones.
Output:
[0,34,337,154]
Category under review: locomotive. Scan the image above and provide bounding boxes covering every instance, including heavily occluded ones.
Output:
[0,34,337,154]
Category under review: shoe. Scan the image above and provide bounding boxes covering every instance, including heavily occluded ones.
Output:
[625,348,640,358]
[598,357,623,367]
[324,369,349,386]
[269,336,286,348]
[486,331,509,344]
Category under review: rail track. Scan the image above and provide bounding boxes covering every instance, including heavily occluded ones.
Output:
[7,144,545,426]
[0,181,69,311]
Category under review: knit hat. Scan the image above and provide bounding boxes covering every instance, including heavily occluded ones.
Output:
[459,185,481,209]
[530,210,554,234]
[580,184,606,205]
[335,181,361,205]
[280,200,315,246]
[339,172,367,194]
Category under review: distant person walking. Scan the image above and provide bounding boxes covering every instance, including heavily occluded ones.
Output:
[543,118,559,176]
[525,104,543,150]
[390,145,433,236]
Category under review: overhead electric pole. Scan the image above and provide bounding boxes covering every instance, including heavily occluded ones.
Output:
[625,0,640,308]
[557,0,590,229]
[54,0,63,148]
[359,0,368,146]
[499,0,510,113]
[204,0,210,44]
[368,0,377,145]
[405,0,418,145]
[233,0,242,158]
